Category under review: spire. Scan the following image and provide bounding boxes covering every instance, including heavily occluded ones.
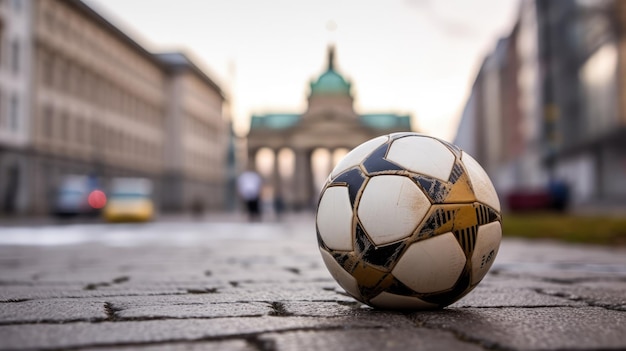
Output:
[328,45,335,71]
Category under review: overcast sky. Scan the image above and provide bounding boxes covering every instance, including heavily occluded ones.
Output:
[87,0,519,141]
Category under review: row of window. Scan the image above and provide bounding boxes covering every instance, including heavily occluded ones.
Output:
[40,1,156,83]
[39,49,163,128]
[185,112,223,143]
[39,105,162,163]
[187,150,224,178]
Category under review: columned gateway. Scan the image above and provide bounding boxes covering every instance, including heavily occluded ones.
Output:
[247,47,414,210]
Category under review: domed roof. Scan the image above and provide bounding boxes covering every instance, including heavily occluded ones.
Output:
[311,69,351,95]
[310,46,351,96]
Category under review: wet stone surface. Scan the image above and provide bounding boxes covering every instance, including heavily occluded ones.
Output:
[0,214,625,350]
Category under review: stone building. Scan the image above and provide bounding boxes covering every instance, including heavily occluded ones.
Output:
[454,0,626,209]
[0,0,228,215]
[157,53,229,212]
[0,0,33,215]
[247,47,413,210]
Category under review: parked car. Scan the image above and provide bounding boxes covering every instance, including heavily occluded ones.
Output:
[52,175,104,217]
[103,177,154,222]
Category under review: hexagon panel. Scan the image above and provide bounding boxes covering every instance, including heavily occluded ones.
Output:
[357,175,430,245]
[317,186,354,251]
[392,232,466,293]
[387,136,456,182]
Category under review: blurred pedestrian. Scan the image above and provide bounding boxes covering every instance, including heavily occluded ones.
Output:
[548,178,570,212]
[237,170,263,221]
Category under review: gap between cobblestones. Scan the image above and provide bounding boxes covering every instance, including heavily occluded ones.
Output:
[186,287,219,294]
[0,292,191,303]
[83,276,130,291]
[532,288,626,311]
[268,302,293,317]
[411,319,514,351]
[103,302,120,321]
[245,334,277,351]
[490,271,626,285]
[284,267,301,275]
[0,298,30,303]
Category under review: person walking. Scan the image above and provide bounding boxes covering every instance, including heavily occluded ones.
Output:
[236,170,263,221]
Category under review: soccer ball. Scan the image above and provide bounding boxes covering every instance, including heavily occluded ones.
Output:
[316,133,501,309]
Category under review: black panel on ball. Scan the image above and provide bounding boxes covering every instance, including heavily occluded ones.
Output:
[413,175,449,204]
[419,264,472,306]
[355,223,406,269]
[362,143,404,174]
[447,162,464,184]
[331,168,366,208]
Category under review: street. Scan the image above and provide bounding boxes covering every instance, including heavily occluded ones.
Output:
[1,214,625,350]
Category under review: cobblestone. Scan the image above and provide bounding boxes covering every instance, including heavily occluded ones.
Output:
[411,307,626,350]
[0,215,625,350]
[259,328,486,351]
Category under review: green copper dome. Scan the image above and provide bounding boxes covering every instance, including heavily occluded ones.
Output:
[310,69,351,95]
[310,46,351,96]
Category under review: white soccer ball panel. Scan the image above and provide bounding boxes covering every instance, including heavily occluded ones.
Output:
[317,186,354,251]
[471,221,502,285]
[330,135,388,178]
[369,291,438,310]
[392,232,466,293]
[319,249,361,299]
[461,152,501,212]
[386,136,455,182]
[357,175,430,245]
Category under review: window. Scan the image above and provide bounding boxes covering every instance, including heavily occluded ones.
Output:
[76,118,83,144]
[0,90,3,128]
[9,94,18,131]
[59,60,69,92]
[0,24,4,69]
[42,105,53,138]
[11,40,19,74]
[60,112,67,141]
[42,52,54,86]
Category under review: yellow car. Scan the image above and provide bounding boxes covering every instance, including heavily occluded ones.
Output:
[103,178,155,222]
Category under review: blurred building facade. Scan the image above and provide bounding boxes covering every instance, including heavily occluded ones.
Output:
[247,47,413,210]
[455,0,626,210]
[0,0,229,216]
[0,0,33,215]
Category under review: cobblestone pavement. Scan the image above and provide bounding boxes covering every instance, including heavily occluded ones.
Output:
[0,214,625,350]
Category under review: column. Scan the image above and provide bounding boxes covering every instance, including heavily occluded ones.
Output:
[293,148,312,210]
[248,148,258,171]
[273,148,286,214]
[272,148,281,200]
[327,148,335,177]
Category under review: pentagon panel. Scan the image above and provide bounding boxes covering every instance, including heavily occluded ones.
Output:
[330,135,388,178]
[330,168,366,207]
[355,223,406,269]
[387,136,455,182]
